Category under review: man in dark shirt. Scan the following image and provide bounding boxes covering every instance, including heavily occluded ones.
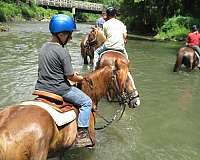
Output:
[35,14,92,147]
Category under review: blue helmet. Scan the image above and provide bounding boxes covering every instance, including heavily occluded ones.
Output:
[49,14,76,34]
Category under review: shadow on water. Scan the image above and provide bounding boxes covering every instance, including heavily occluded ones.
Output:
[0,22,200,160]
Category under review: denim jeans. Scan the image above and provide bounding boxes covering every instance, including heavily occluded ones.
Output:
[93,44,128,70]
[62,86,92,128]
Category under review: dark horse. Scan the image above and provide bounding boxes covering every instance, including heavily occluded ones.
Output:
[173,46,199,72]
[0,66,127,160]
[80,28,106,65]
[86,28,140,108]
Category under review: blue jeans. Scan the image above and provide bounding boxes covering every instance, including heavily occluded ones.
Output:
[62,87,92,128]
[93,44,128,70]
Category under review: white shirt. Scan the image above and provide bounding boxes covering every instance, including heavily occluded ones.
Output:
[103,18,127,50]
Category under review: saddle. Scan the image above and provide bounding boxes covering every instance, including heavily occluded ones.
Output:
[32,90,74,113]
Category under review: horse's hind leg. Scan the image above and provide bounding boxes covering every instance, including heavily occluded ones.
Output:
[173,59,179,72]
[188,58,194,72]
[31,139,49,160]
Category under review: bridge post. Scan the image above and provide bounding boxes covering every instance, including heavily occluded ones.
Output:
[72,7,76,20]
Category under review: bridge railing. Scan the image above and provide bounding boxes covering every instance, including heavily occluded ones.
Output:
[36,0,104,12]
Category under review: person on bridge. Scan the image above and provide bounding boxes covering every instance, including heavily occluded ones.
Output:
[186,24,200,67]
[95,10,107,29]
[35,14,92,147]
[93,6,128,70]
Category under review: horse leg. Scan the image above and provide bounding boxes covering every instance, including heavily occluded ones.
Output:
[89,55,94,65]
[173,52,184,72]
[188,57,194,72]
[31,142,49,160]
[83,55,89,64]
[88,112,96,147]
[81,45,89,65]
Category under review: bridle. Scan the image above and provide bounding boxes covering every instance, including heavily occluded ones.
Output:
[95,68,128,130]
[87,30,98,47]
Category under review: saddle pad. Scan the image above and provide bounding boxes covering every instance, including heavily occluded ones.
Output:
[100,50,125,58]
[20,101,76,126]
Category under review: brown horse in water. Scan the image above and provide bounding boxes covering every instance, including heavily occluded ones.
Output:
[80,27,106,65]
[85,28,140,108]
[173,47,199,72]
[0,66,126,160]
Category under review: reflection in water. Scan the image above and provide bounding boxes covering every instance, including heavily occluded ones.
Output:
[0,22,200,160]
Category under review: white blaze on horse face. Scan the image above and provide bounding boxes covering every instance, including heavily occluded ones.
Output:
[128,72,136,89]
[127,72,141,107]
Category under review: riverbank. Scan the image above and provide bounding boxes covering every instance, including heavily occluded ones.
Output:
[0,23,9,32]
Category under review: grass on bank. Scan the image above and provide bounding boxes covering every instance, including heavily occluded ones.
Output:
[154,16,200,41]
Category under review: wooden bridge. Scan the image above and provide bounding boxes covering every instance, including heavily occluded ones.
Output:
[36,0,104,14]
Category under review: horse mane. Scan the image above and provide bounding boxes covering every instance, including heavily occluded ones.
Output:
[79,66,113,104]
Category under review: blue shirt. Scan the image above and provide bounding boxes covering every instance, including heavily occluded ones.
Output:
[96,17,105,29]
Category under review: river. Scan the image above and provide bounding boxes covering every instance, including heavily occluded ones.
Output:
[0,22,200,160]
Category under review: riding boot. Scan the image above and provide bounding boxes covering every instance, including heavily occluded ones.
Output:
[74,127,93,147]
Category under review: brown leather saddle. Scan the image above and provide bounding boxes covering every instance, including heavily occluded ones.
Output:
[32,90,74,113]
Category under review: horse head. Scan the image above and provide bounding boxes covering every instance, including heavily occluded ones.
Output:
[99,51,140,108]
[88,27,106,49]
[125,72,140,108]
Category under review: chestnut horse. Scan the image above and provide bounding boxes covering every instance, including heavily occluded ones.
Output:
[173,47,199,72]
[86,28,140,108]
[98,51,140,108]
[80,28,106,65]
[0,66,126,160]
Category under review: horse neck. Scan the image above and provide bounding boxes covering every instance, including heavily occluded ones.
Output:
[96,30,106,48]
[81,67,112,105]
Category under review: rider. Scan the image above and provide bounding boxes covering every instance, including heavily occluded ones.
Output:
[186,24,200,67]
[35,14,92,147]
[95,10,107,29]
[93,6,128,70]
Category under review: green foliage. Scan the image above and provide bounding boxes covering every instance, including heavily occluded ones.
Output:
[21,5,35,20]
[154,16,200,40]
[0,1,60,22]
[0,1,21,21]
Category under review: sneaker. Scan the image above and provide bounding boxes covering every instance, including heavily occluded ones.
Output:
[74,128,93,148]
[198,64,200,68]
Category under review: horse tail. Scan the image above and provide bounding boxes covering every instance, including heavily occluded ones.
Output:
[173,48,185,72]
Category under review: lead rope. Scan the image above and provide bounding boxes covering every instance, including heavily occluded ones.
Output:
[95,103,126,130]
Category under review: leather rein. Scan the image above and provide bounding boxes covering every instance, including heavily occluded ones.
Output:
[95,69,128,130]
